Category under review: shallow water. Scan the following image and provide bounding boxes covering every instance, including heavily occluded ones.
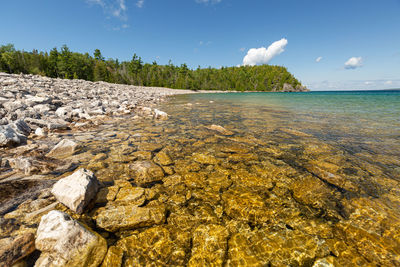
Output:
[5,91,400,266]
[79,91,400,266]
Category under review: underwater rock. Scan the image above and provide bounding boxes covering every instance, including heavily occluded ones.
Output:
[154,151,173,166]
[95,201,166,232]
[206,124,234,136]
[188,224,229,267]
[35,210,107,267]
[51,168,99,214]
[116,226,186,266]
[46,139,80,159]
[100,246,124,267]
[222,187,269,224]
[192,152,218,165]
[129,160,164,186]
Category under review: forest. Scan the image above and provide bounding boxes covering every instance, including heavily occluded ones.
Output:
[0,44,306,91]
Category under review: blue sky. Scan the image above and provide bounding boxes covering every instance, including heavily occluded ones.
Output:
[1,0,400,90]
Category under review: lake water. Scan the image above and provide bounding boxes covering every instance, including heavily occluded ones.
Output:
[8,90,400,266]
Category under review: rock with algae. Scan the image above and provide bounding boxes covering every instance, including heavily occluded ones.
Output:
[95,201,166,232]
[116,226,187,266]
[35,210,107,267]
[188,224,229,267]
[129,160,164,186]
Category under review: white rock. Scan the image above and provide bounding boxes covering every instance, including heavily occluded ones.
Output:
[35,127,47,137]
[46,139,79,159]
[10,119,31,136]
[55,106,72,118]
[154,109,168,120]
[35,210,107,267]
[0,126,22,147]
[51,168,99,214]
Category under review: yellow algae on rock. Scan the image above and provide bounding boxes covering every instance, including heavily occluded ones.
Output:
[188,224,229,267]
[101,246,124,267]
[116,226,186,266]
[154,151,173,166]
[192,152,218,165]
[222,187,270,224]
[95,202,166,232]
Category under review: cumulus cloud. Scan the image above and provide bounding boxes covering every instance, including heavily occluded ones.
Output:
[195,0,222,5]
[344,57,363,69]
[243,38,288,66]
[315,56,322,63]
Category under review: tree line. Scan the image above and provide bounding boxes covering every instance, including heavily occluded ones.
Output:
[0,44,304,91]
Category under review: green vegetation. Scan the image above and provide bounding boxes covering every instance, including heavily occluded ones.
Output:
[0,44,305,91]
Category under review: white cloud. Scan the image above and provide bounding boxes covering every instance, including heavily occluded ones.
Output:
[87,0,128,21]
[243,38,288,66]
[315,56,322,63]
[195,0,222,5]
[344,57,363,69]
[385,80,393,85]
[364,81,373,85]
[136,0,144,8]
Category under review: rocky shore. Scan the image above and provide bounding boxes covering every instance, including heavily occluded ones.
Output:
[1,72,399,266]
[0,72,194,266]
[0,72,194,147]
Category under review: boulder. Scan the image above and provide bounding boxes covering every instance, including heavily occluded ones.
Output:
[129,160,164,186]
[154,109,168,120]
[0,126,23,147]
[95,202,166,232]
[154,151,173,166]
[51,168,99,214]
[10,120,31,136]
[35,210,107,267]
[46,139,80,159]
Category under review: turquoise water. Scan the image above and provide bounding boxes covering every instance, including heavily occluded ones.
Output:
[182,90,400,138]
[164,90,400,179]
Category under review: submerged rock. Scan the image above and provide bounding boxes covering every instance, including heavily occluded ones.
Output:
[95,202,166,232]
[188,224,229,267]
[129,160,164,186]
[206,124,234,136]
[35,210,107,267]
[46,139,80,159]
[154,109,168,120]
[51,168,99,214]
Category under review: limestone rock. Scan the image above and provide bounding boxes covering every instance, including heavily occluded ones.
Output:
[35,210,107,267]
[206,124,234,136]
[95,202,166,232]
[154,109,168,120]
[0,233,35,267]
[100,246,124,267]
[51,168,99,214]
[10,119,31,136]
[154,151,173,166]
[129,160,164,186]
[192,152,218,165]
[46,139,80,159]
[222,187,269,224]
[188,224,229,267]
[0,125,23,147]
